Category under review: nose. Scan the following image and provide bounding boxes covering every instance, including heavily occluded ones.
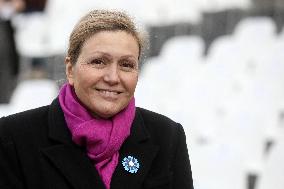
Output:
[103,63,120,85]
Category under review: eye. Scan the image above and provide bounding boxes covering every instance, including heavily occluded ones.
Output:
[122,62,134,68]
[120,60,137,71]
[89,58,105,65]
[87,57,108,68]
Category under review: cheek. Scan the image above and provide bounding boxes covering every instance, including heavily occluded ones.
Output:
[73,66,93,84]
[127,74,138,93]
[72,69,92,92]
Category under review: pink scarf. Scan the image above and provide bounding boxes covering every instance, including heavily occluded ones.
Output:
[58,83,135,189]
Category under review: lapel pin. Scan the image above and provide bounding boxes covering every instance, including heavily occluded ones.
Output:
[122,155,140,174]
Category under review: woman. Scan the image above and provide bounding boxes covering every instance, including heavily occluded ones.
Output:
[0,10,194,189]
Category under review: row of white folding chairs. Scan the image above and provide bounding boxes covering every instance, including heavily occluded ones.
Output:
[13,0,253,58]
[135,17,284,189]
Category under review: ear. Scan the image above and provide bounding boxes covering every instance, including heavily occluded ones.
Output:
[65,57,75,86]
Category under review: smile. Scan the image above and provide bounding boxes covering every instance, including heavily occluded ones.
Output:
[96,89,122,98]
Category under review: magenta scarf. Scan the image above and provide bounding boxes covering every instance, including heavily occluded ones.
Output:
[58,83,135,189]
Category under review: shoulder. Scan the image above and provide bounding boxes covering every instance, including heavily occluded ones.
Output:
[135,107,192,187]
[136,107,180,127]
[136,107,184,142]
[0,105,50,138]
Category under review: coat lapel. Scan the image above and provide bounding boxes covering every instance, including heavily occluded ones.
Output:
[41,144,105,189]
[111,109,160,189]
[41,99,106,189]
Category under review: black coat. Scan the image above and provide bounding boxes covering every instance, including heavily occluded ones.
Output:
[0,99,194,189]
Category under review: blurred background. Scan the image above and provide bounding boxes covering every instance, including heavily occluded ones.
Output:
[0,0,284,189]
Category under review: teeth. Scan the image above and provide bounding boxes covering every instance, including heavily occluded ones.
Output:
[99,90,119,96]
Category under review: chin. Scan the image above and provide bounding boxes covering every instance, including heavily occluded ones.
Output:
[91,105,121,119]
[88,99,130,118]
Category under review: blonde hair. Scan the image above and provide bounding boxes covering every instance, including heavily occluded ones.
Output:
[67,9,148,64]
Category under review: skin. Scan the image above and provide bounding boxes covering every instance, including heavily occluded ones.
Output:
[0,0,26,12]
[65,31,140,118]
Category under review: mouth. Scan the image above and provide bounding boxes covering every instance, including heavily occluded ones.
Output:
[96,88,122,97]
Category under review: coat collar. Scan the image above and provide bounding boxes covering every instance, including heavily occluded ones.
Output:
[43,98,105,189]
[111,109,159,189]
[42,98,159,189]
[47,98,73,144]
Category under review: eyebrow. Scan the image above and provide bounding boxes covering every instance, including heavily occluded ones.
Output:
[87,51,137,60]
[87,51,111,58]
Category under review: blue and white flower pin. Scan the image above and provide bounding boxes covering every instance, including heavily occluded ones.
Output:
[122,155,140,174]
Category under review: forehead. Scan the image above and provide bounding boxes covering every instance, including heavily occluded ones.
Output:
[80,31,140,57]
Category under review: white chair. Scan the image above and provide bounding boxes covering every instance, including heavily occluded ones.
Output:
[189,140,246,189]
[234,17,277,61]
[256,134,284,189]
[9,79,58,114]
[44,0,87,55]
[13,12,48,57]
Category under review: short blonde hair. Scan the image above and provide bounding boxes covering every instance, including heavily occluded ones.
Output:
[67,9,147,64]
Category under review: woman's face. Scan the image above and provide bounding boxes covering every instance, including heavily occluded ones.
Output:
[66,31,139,118]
